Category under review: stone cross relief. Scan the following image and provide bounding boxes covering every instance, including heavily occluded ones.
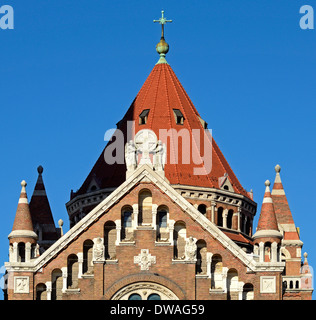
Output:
[125,129,166,173]
[134,249,156,271]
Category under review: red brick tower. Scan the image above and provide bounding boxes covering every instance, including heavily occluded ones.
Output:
[7,180,38,299]
[271,165,313,299]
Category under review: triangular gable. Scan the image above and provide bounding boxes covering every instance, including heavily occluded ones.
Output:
[15,165,276,273]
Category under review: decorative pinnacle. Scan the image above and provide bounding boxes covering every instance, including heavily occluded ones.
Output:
[154,10,172,64]
[275,164,281,173]
[20,180,27,194]
[153,10,172,39]
[37,165,43,175]
[265,180,271,187]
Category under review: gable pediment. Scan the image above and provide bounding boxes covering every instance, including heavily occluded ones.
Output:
[9,165,267,273]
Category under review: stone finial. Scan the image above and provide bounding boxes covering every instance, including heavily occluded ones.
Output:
[275,164,281,173]
[37,165,43,175]
[265,180,270,187]
[58,219,64,236]
[303,252,308,263]
[21,180,27,193]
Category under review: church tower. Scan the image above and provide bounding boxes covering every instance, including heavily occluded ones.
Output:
[4,11,313,300]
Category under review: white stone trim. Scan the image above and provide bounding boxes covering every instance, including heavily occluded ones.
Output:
[6,164,283,273]
[8,230,38,240]
[253,229,282,239]
[271,189,285,195]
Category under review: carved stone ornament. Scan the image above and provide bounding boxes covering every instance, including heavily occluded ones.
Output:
[135,129,158,166]
[125,140,137,172]
[260,276,276,293]
[134,249,156,271]
[185,236,197,261]
[14,276,29,294]
[93,237,105,262]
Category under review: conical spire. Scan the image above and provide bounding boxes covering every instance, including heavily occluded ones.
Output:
[8,180,38,241]
[29,166,59,247]
[253,180,282,240]
[271,165,299,240]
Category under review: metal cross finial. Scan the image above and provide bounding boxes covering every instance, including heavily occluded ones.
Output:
[154,10,172,39]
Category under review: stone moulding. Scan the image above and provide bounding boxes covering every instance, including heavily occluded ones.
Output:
[5,164,284,274]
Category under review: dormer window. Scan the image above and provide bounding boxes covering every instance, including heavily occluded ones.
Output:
[173,109,184,125]
[139,109,150,125]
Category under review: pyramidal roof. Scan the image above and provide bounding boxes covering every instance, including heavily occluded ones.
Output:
[71,19,249,200]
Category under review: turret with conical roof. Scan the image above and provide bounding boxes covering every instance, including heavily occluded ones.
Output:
[253,180,282,263]
[8,180,38,263]
[29,166,59,251]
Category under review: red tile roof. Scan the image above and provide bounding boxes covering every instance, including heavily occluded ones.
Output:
[72,63,249,199]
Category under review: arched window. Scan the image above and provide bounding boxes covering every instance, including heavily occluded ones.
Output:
[139,189,152,225]
[245,217,251,235]
[51,269,63,300]
[83,239,94,274]
[121,206,133,241]
[242,283,254,300]
[157,206,168,241]
[128,293,142,300]
[67,254,79,289]
[36,283,47,300]
[211,254,223,289]
[264,242,272,262]
[227,210,233,229]
[104,221,117,258]
[148,294,161,300]
[196,240,207,274]
[173,221,186,259]
[217,207,223,227]
[227,269,239,300]
[18,242,25,262]
[198,204,207,215]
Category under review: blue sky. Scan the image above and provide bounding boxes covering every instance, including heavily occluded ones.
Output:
[0,0,315,299]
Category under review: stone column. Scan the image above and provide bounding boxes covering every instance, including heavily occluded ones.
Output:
[115,220,121,245]
[168,220,175,244]
[223,209,228,228]
[222,267,228,293]
[25,242,32,262]
[237,207,241,232]
[46,281,52,300]
[259,242,265,263]
[77,252,83,279]
[61,267,67,293]
[271,242,278,263]
[152,204,158,229]
[132,204,139,228]
[211,201,216,223]
[238,282,244,300]
[206,252,213,278]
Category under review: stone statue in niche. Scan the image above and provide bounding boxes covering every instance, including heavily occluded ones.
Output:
[93,237,105,262]
[125,140,137,172]
[153,140,166,171]
[185,236,197,261]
